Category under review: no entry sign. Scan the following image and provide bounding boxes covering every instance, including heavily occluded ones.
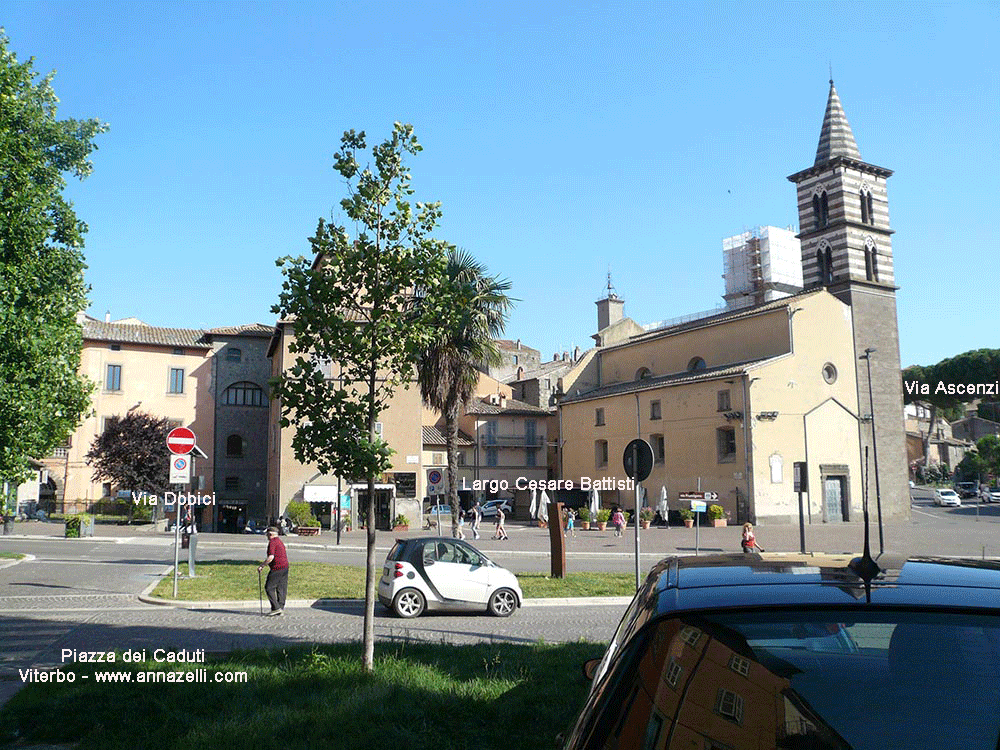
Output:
[166,427,196,455]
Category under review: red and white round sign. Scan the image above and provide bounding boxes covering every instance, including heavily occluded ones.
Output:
[166,427,196,455]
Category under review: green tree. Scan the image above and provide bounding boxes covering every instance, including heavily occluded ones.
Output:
[418,249,512,534]
[0,32,107,498]
[272,123,448,671]
[902,349,1000,468]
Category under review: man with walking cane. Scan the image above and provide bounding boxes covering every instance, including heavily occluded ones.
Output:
[257,526,289,616]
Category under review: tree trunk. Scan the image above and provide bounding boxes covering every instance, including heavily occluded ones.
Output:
[363,372,378,673]
[445,400,461,537]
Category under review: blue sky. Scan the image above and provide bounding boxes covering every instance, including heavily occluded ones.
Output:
[5,1,998,368]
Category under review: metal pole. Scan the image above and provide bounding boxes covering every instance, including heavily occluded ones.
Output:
[336,476,342,545]
[798,489,806,554]
[172,489,180,598]
[695,504,700,556]
[863,349,884,554]
[633,443,640,591]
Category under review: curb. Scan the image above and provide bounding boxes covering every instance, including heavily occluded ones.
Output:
[0,553,34,570]
[137,593,633,610]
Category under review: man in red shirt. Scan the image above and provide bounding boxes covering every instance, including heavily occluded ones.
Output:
[257,527,289,616]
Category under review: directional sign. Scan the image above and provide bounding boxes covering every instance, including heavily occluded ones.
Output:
[689,500,707,512]
[169,455,191,484]
[166,427,196,455]
[622,439,654,482]
[678,491,719,501]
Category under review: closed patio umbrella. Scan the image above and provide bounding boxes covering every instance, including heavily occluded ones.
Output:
[659,486,669,524]
[529,489,537,520]
[538,490,550,523]
[590,487,600,518]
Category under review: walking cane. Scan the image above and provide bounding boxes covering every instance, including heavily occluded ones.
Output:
[257,568,264,617]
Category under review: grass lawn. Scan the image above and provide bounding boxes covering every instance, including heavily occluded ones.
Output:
[149,560,635,600]
[0,552,24,560]
[0,641,605,750]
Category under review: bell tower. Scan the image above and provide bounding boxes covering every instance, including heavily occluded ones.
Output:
[788,80,909,521]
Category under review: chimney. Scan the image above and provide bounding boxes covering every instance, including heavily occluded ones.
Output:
[105,310,111,323]
[562,351,568,361]
[516,338,521,349]
[499,394,507,408]
[553,353,559,361]
[573,346,580,361]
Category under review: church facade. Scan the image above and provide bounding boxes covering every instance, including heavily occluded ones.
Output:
[558,82,909,526]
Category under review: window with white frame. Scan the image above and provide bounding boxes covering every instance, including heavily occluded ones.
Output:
[664,658,682,688]
[169,368,184,394]
[715,688,744,724]
[679,626,702,647]
[728,654,751,677]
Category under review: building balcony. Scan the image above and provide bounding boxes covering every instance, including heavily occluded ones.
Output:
[480,434,545,448]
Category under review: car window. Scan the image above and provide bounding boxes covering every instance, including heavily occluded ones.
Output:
[565,609,1000,750]
[454,542,485,566]
[385,542,404,562]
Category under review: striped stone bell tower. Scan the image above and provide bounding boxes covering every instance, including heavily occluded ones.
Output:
[788,80,910,522]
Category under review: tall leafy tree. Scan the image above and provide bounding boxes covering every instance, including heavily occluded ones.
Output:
[272,123,448,671]
[85,412,172,520]
[418,249,513,533]
[0,32,106,499]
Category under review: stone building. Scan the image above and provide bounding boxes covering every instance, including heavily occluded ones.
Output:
[207,324,275,531]
[557,82,909,525]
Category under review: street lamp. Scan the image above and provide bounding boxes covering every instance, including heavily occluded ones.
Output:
[859,347,883,554]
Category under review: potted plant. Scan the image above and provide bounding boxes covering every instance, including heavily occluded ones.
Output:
[578,506,591,530]
[392,514,409,532]
[595,508,611,531]
[678,507,694,528]
[708,504,727,527]
[639,507,654,529]
[297,517,322,536]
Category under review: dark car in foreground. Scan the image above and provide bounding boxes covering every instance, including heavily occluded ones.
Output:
[562,552,1000,750]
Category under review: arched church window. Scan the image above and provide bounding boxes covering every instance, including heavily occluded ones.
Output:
[687,357,706,372]
[812,194,821,229]
[820,191,830,228]
[824,246,833,283]
[860,190,869,224]
[635,367,652,381]
[867,191,875,225]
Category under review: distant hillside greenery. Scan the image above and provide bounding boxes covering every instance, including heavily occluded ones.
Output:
[902,348,1000,420]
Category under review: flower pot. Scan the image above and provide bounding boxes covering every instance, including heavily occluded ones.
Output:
[392,525,409,533]
[537,520,548,528]
[580,521,591,530]
[297,526,320,536]
[640,521,651,529]
[596,522,607,531]
[683,519,694,528]
[712,519,727,527]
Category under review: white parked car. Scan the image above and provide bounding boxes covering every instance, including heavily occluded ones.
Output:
[378,537,522,618]
[980,485,1000,503]
[934,488,961,507]
[478,499,512,519]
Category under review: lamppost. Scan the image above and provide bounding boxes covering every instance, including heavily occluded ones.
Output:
[859,347,883,554]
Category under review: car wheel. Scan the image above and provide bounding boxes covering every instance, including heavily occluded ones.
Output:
[488,588,517,617]
[392,588,426,618]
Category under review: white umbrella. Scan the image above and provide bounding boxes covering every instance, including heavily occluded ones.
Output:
[538,490,550,523]
[590,487,600,518]
[529,489,538,520]
[659,486,669,523]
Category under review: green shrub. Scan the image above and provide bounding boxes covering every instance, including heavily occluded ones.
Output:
[577,506,591,522]
[285,500,316,526]
[708,504,726,520]
[639,508,654,522]
[596,508,611,523]
[678,507,694,520]
[392,514,409,527]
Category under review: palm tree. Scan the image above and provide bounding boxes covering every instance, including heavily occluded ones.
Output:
[418,249,513,534]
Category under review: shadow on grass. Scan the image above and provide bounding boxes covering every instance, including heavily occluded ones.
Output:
[0,642,604,750]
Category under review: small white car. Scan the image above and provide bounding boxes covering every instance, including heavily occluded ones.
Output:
[478,499,512,519]
[378,537,523,618]
[980,486,1000,503]
[934,488,961,507]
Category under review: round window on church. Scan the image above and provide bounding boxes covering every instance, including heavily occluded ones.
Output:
[822,363,838,384]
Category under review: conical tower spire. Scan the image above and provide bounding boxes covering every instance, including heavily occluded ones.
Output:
[814,80,862,165]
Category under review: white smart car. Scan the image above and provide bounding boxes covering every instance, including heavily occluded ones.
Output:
[378,536,523,618]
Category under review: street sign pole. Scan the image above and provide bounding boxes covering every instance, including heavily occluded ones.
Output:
[172,488,180,598]
[633,442,641,591]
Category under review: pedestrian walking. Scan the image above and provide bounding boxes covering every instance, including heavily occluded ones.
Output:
[494,507,508,540]
[565,508,576,538]
[611,508,625,537]
[741,522,764,553]
[455,510,466,540]
[257,526,289,615]
[471,501,482,540]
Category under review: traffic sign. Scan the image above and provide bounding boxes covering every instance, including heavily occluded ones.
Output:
[169,455,191,483]
[166,427,196,455]
[622,439,654,482]
[427,468,444,495]
[689,500,707,512]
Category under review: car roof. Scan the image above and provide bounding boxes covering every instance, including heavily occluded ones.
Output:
[638,553,1000,616]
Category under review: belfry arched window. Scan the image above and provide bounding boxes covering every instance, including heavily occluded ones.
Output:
[816,241,834,285]
[223,381,267,407]
[865,237,879,282]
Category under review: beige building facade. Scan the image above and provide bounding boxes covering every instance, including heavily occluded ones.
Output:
[266,320,425,531]
[42,315,215,520]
